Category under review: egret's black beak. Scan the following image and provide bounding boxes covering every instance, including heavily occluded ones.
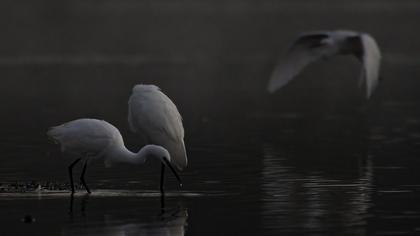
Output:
[163,158,182,187]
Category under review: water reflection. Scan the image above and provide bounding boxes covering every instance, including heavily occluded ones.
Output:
[68,194,90,218]
[99,207,188,236]
[262,144,373,233]
[64,195,188,236]
[260,115,374,234]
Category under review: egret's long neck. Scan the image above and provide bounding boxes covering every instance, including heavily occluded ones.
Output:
[106,143,142,165]
[108,144,161,165]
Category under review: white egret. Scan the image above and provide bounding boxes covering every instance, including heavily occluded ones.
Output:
[47,118,182,194]
[267,30,381,98]
[128,84,187,194]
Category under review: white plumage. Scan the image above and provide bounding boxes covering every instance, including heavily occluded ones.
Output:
[48,118,122,159]
[267,30,381,98]
[128,84,187,170]
[47,118,182,194]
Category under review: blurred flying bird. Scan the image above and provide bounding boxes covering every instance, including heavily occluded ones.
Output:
[47,118,182,194]
[128,84,187,194]
[267,30,381,98]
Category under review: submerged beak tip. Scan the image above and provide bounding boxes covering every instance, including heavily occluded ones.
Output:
[163,158,183,185]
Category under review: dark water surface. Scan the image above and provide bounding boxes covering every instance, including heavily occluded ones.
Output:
[2,111,420,235]
[1,0,420,235]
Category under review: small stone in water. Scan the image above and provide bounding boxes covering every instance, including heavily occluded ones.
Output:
[22,215,36,223]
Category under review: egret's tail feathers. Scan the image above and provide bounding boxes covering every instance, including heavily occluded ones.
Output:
[46,126,66,152]
[46,127,60,143]
[172,141,188,171]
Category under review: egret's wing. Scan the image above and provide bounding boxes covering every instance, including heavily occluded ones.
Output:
[357,34,381,99]
[267,33,333,93]
[128,85,184,140]
[128,85,187,170]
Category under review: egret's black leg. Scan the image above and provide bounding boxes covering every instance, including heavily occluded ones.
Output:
[80,160,91,194]
[68,194,74,217]
[160,193,166,214]
[68,158,81,194]
[160,163,166,195]
[81,193,90,216]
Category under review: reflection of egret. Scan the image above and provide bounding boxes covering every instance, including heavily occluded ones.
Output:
[128,84,188,194]
[68,193,90,218]
[62,205,188,236]
[107,207,188,236]
[268,30,381,99]
[47,118,182,194]
[261,143,373,233]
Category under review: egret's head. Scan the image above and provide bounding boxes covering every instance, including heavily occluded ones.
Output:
[144,145,182,187]
[154,147,171,164]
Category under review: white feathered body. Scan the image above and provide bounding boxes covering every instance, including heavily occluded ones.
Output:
[47,118,125,163]
[128,84,187,170]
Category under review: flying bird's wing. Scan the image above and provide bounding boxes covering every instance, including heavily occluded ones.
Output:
[354,34,381,99]
[267,33,334,93]
[128,85,187,170]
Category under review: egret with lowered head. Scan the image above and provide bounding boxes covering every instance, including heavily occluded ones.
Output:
[47,118,182,194]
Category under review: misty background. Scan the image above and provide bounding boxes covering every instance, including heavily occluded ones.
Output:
[1,0,420,179]
[2,0,419,128]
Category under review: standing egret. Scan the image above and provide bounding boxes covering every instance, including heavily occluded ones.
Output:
[128,84,187,194]
[47,118,182,194]
[267,30,381,98]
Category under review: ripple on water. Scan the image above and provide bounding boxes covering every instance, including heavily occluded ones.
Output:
[0,189,227,199]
